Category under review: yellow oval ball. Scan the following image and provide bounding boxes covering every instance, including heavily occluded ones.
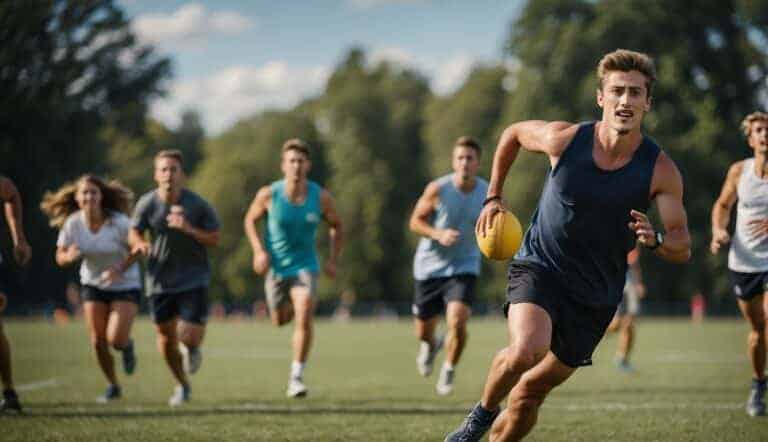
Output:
[476,210,523,260]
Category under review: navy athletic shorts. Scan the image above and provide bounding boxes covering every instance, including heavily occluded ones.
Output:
[504,261,616,368]
[730,270,768,301]
[413,274,476,320]
[81,285,141,305]
[149,286,209,325]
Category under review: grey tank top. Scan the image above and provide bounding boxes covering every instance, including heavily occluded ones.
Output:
[413,174,488,280]
[729,158,768,272]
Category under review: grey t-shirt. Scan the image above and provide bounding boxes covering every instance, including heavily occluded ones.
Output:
[131,189,220,295]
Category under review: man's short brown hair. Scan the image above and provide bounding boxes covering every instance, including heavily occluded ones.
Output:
[741,111,768,137]
[454,136,481,156]
[282,138,310,158]
[597,49,657,97]
[154,149,184,168]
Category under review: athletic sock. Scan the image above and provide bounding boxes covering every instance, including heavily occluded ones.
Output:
[291,361,305,379]
[443,361,455,371]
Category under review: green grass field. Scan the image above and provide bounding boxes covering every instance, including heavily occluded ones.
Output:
[2,317,766,441]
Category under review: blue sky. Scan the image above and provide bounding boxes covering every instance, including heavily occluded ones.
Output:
[119,0,524,133]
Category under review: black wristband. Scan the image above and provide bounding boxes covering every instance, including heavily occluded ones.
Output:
[483,195,502,207]
[646,232,664,250]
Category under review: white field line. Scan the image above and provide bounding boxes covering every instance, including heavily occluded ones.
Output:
[16,378,59,392]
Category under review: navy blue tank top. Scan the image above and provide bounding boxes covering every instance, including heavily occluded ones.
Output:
[515,122,660,307]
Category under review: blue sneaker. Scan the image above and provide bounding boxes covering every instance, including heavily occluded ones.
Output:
[96,384,121,404]
[122,340,136,376]
[747,379,766,417]
[445,402,500,442]
[615,357,634,373]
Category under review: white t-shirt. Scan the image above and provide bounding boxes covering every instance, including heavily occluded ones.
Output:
[57,211,141,291]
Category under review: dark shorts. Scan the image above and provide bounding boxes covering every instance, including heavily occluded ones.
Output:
[81,285,141,305]
[504,262,616,368]
[149,287,209,325]
[730,270,768,301]
[412,274,476,320]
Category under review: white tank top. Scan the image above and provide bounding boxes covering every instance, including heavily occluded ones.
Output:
[729,158,768,272]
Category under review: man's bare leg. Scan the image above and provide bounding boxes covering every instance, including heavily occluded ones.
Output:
[489,352,574,441]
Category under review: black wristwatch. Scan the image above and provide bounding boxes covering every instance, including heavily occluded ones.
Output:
[483,195,502,207]
[647,232,664,250]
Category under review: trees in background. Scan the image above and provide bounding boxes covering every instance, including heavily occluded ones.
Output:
[0,0,170,309]
[4,0,768,311]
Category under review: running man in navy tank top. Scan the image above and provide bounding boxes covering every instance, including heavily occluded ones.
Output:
[244,139,343,398]
[711,111,768,417]
[446,50,691,442]
[409,136,488,396]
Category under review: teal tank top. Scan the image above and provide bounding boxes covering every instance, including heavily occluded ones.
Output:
[265,180,322,277]
[413,174,488,280]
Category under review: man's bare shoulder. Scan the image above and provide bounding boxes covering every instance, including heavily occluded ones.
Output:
[545,122,581,156]
[727,160,746,178]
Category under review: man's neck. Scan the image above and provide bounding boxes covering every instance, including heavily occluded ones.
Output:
[452,174,476,193]
[158,187,182,204]
[596,121,643,159]
[284,179,307,202]
[753,152,767,179]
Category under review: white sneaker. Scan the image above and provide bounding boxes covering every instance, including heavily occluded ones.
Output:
[168,384,190,407]
[416,335,444,377]
[436,366,455,396]
[179,343,202,375]
[286,377,308,398]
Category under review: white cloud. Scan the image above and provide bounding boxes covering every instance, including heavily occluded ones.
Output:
[369,46,477,96]
[152,46,481,134]
[347,0,426,9]
[133,3,254,48]
[151,62,330,134]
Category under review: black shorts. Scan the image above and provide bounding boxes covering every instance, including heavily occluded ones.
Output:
[504,262,616,368]
[412,274,476,320]
[81,285,141,305]
[149,287,209,325]
[730,270,768,300]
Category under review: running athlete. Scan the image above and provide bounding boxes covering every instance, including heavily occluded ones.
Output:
[130,150,220,406]
[605,247,645,372]
[409,136,488,395]
[711,111,768,417]
[42,175,140,403]
[0,176,31,413]
[445,49,691,441]
[244,139,343,398]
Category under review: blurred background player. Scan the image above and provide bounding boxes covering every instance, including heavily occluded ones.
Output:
[605,246,645,372]
[0,176,31,413]
[409,136,488,395]
[42,175,140,403]
[710,111,768,417]
[244,138,343,398]
[130,150,221,406]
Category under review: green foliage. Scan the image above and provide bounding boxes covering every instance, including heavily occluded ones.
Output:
[0,0,170,306]
[315,50,431,301]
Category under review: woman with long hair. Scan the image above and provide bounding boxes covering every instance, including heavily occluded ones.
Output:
[42,175,141,403]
